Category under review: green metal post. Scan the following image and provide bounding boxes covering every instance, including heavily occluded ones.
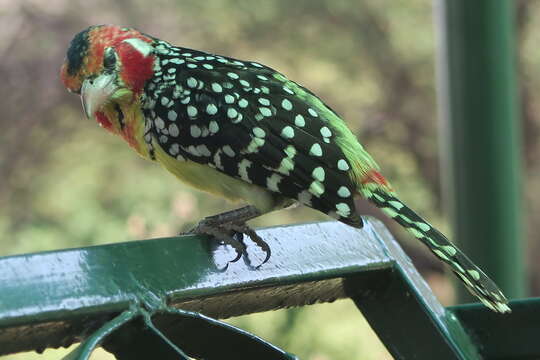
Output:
[435,0,526,301]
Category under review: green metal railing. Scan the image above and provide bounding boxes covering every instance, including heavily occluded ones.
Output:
[1,220,538,359]
[436,0,525,301]
[0,2,531,358]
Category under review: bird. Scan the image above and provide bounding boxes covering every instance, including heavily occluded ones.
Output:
[60,24,510,313]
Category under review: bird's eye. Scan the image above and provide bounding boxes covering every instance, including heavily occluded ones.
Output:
[103,47,117,70]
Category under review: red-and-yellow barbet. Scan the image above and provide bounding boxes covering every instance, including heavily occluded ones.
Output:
[60,25,510,313]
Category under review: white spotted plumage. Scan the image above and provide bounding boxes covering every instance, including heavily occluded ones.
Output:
[61,25,510,314]
[142,38,363,228]
[150,43,517,315]
[139,36,510,314]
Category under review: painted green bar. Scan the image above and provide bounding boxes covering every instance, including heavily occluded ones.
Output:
[0,219,480,359]
[449,298,540,359]
[435,0,525,300]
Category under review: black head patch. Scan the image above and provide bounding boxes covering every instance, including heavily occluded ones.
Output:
[65,26,94,76]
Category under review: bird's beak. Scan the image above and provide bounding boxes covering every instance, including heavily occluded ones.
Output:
[80,74,118,119]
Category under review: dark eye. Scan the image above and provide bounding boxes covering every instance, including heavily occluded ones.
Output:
[103,47,116,69]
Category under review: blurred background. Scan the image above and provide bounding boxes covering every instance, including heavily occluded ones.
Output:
[0,0,538,359]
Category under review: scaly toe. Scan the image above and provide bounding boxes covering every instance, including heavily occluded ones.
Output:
[187,220,246,263]
[228,223,271,265]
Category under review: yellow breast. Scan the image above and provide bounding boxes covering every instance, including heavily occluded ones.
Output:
[123,104,282,213]
[152,142,278,213]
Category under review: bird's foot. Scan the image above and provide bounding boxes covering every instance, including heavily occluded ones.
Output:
[189,217,245,263]
[188,210,270,267]
[227,222,271,265]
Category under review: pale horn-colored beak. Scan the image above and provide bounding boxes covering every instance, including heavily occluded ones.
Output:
[80,74,118,118]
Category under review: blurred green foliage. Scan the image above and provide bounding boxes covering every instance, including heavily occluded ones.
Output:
[0,0,537,359]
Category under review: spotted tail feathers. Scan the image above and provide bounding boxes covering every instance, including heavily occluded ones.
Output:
[361,187,510,314]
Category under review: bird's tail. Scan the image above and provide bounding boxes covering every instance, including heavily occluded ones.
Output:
[361,186,510,314]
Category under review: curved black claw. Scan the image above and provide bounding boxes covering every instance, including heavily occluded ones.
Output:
[229,224,271,267]
[228,232,246,264]
[186,219,245,265]
[187,217,271,267]
[244,228,271,265]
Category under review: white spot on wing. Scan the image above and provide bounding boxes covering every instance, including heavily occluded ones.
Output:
[338,186,351,198]
[206,104,218,115]
[259,107,272,117]
[258,98,270,106]
[337,159,350,171]
[320,126,332,138]
[309,143,323,157]
[187,105,198,117]
[223,145,236,157]
[283,86,294,95]
[281,99,293,111]
[266,173,282,192]
[225,95,235,104]
[169,143,179,156]
[168,110,177,121]
[227,108,238,119]
[277,157,294,175]
[253,127,266,138]
[336,203,351,217]
[196,144,211,157]
[209,121,220,134]
[190,125,202,138]
[169,124,180,137]
[246,137,265,153]
[213,149,224,170]
[312,167,325,181]
[308,108,319,117]
[155,117,165,129]
[238,159,253,183]
[187,78,197,88]
[238,99,248,108]
[294,114,305,127]
[309,181,325,197]
[281,126,295,139]
[284,145,296,157]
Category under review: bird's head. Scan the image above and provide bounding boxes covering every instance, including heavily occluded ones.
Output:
[60,25,155,131]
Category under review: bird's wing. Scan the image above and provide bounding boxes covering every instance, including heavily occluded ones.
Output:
[146,50,361,226]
